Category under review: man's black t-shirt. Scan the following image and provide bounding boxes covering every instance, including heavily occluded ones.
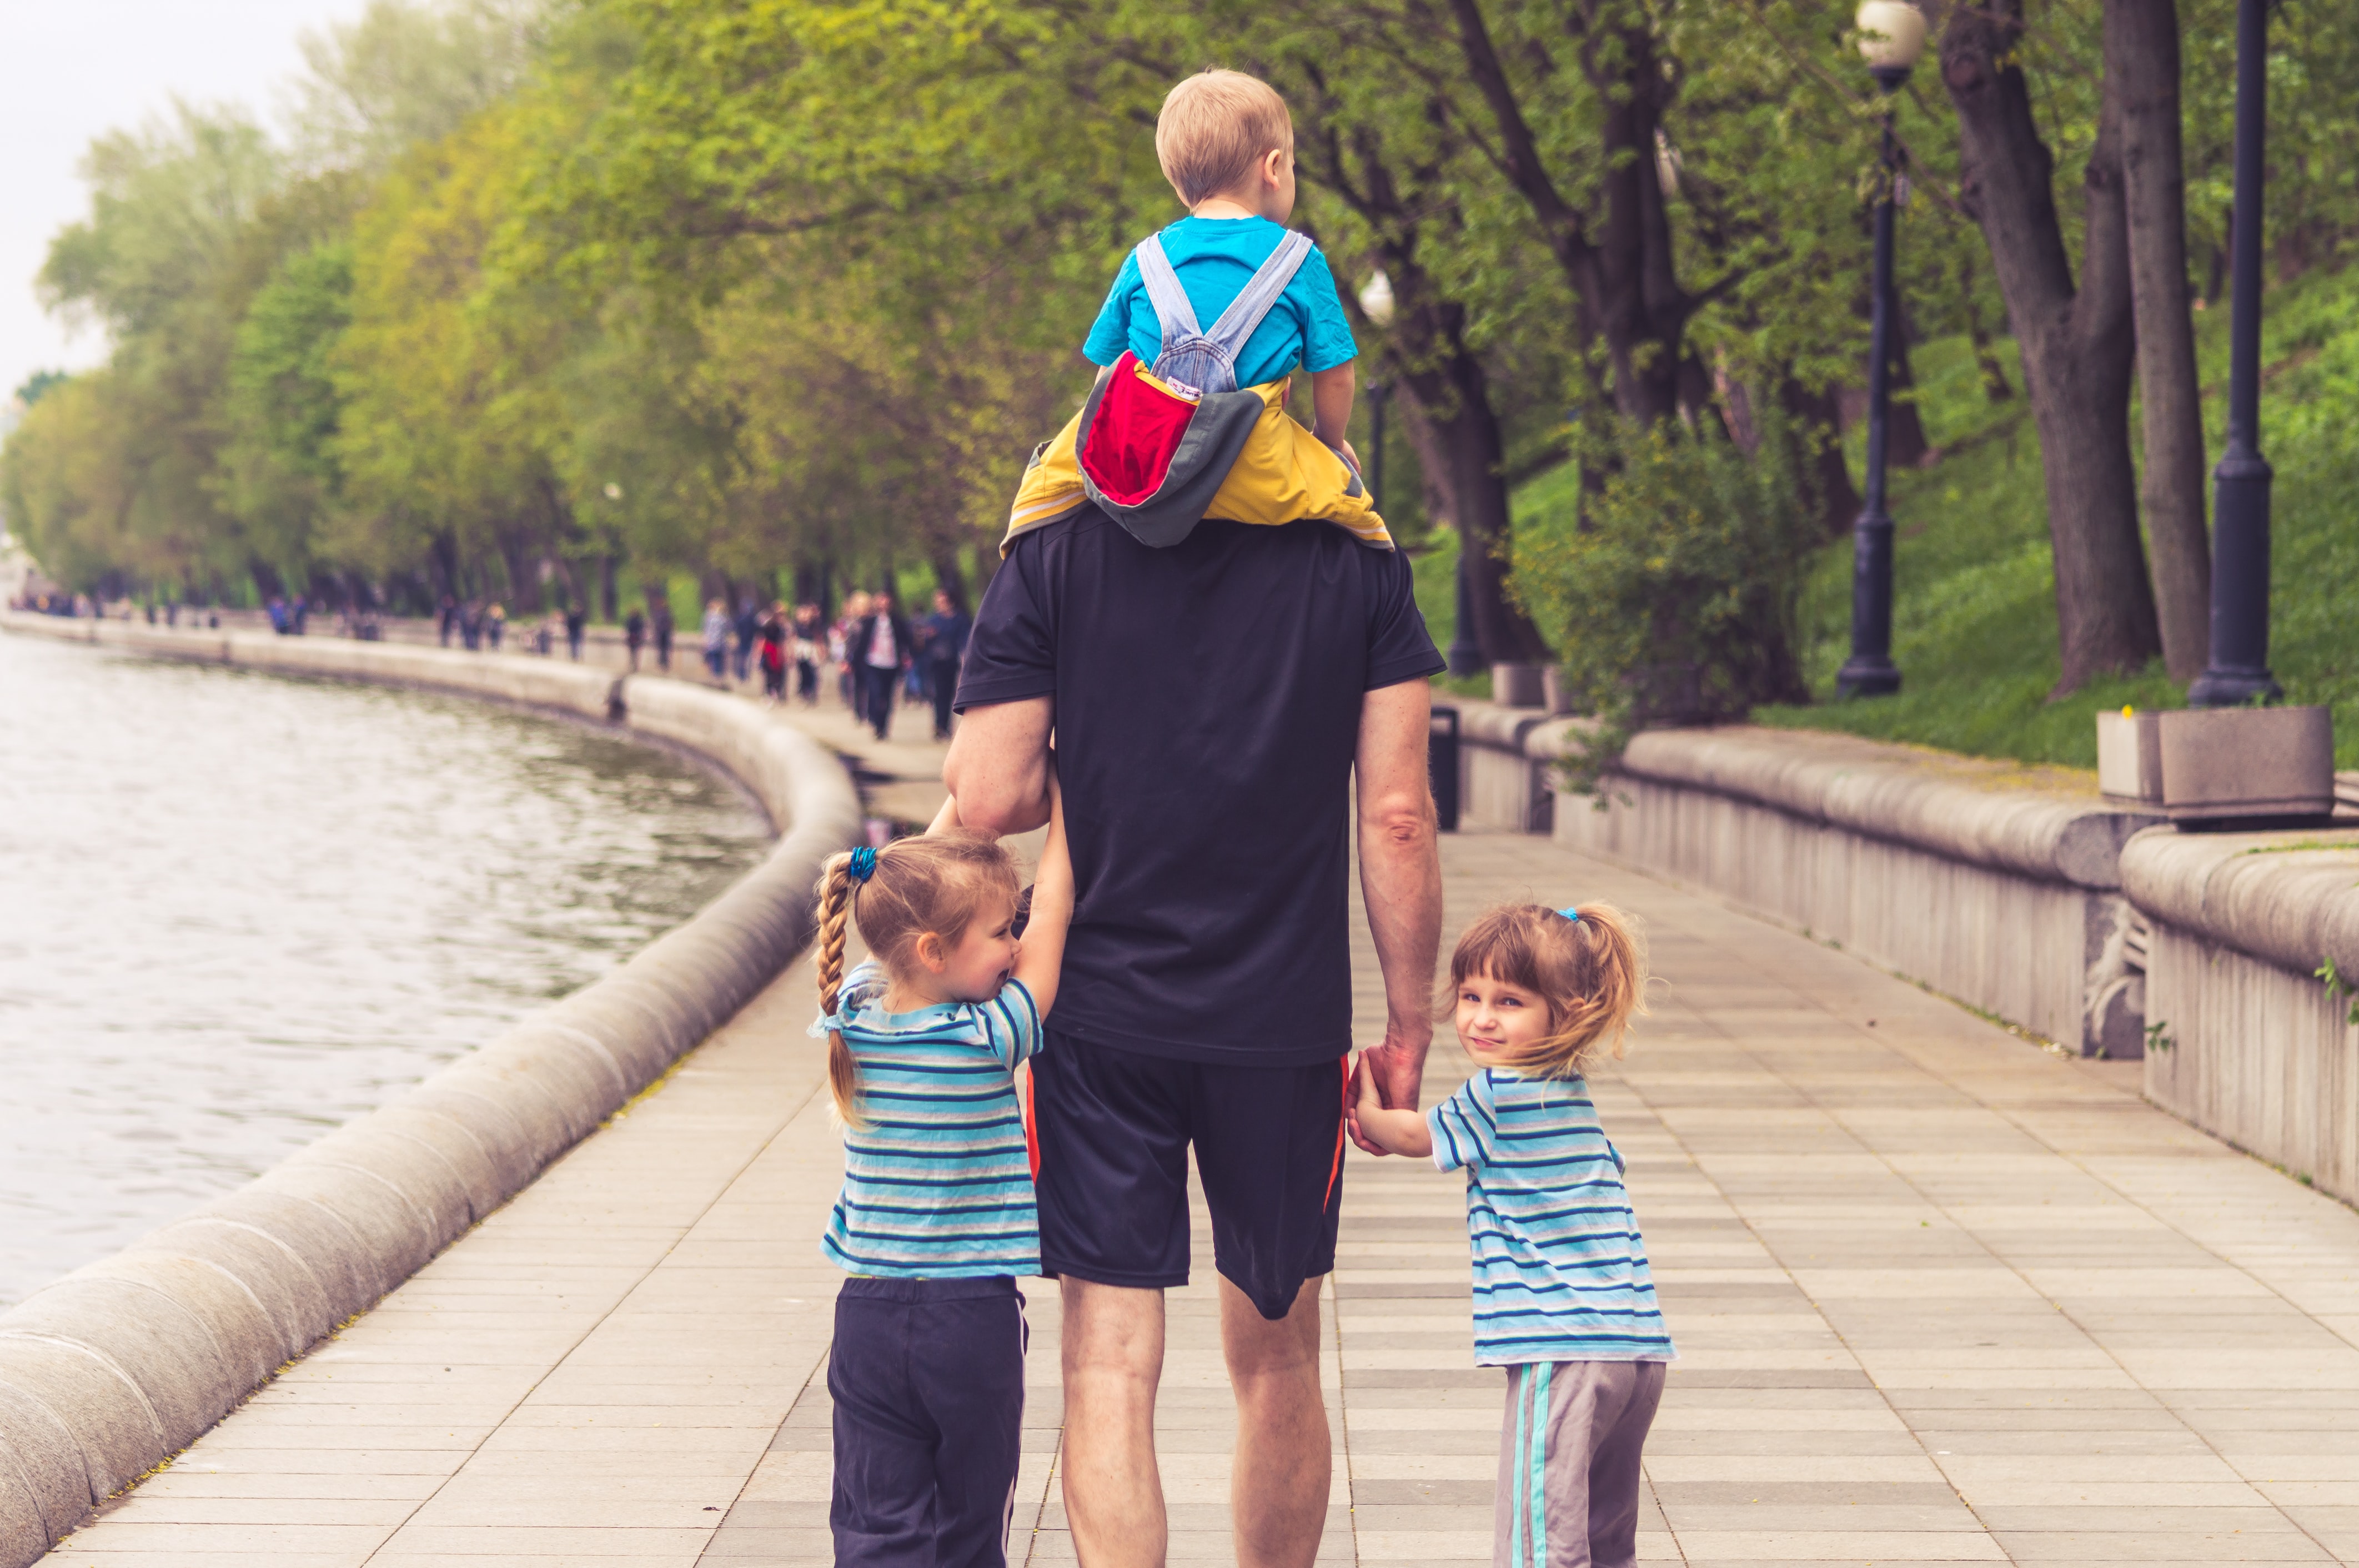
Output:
[956,511,1444,1066]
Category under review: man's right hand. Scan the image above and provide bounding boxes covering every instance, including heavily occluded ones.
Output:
[1348,1027,1431,1156]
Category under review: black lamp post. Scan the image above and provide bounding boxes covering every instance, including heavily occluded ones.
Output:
[1366,379,1389,516]
[1837,1,1926,699]
[2190,0,2282,707]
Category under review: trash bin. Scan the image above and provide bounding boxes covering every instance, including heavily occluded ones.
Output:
[1429,705,1460,833]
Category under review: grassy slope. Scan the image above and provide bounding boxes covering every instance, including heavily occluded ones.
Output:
[1431,266,2359,768]
[1754,265,2359,768]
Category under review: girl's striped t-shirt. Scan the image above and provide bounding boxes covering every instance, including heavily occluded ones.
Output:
[811,962,1042,1278]
[1427,1067,1676,1366]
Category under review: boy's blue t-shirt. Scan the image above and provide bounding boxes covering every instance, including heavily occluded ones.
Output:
[1084,215,1358,391]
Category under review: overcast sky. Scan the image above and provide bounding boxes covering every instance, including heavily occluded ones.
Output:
[2,0,370,402]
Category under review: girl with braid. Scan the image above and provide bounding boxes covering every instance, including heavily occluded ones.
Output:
[808,778,1073,1568]
[1349,902,1672,1568]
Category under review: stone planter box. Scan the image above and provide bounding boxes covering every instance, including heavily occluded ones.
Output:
[1491,662,1548,709]
[2154,705,2333,823]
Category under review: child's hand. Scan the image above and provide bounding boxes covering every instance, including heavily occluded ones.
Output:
[1352,1052,1382,1113]
[1335,438,1362,475]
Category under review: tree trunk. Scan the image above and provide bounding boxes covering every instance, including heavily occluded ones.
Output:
[1383,271,1552,664]
[2108,0,2211,682]
[1287,75,1548,664]
[1779,378,1865,540]
[1943,1,2161,692]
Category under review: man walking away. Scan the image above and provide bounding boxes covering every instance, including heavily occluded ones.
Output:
[946,509,1444,1568]
[853,591,912,742]
[624,608,646,671]
[922,589,972,742]
[565,604,585,661]
[734,599,761,682]
[651,597,675,671]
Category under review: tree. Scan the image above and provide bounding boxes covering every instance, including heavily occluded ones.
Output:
[1941,0,2162,692]
[2110,0,2210,681]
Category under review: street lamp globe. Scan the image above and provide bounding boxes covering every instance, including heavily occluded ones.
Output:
[1856,1,1928,72]
[1358,271,1396,328]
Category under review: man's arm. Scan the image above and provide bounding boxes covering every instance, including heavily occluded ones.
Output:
[941,695,1054,836]
[1352,678,1442,1153]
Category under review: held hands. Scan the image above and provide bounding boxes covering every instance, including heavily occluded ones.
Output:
[1347,1042,1433,1160]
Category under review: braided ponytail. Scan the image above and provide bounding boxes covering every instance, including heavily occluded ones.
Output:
[811,831,1022,1129]
[815,851,863,1125]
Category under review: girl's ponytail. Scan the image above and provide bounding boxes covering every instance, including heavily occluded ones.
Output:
[1558,903,1648,1068]
[815,851,862,1125]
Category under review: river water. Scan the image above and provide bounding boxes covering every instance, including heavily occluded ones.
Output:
[0,633,770,1306]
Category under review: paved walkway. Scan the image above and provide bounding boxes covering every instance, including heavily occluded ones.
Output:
[38,815,2359,1566]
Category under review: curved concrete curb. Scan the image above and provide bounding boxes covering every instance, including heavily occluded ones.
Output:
[0,613,862,1565]
[2121,826,2359,981]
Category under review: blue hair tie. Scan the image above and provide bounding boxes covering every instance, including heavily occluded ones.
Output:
[848,845,879,883]
[1557,905,1582,925]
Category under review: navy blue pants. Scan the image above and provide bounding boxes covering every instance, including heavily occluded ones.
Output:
[830,1276,1027,1567]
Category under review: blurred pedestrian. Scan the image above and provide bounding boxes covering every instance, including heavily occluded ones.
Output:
[921,588,971,742]
[794,604,823,706]
[439,595,458,647]
[851,590,912,742]
[834,591,871,720]
[702,597,730,683]
[759,601,789,701]
[652,599,674,671]
[565,604,586,660]
[487,602,505,650]
[625,607,646,671]
[734,599,761,682]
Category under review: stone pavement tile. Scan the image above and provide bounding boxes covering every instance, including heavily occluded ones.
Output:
[1673,1529,2007,1559]
[1989,1532,2336,1562]
[42,1522,394,1556]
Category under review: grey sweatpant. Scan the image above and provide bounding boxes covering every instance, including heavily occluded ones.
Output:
[1494,1359,1667,1568]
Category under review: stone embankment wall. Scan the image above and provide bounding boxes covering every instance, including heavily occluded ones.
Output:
[1451,706,2163,1058]
[1448,697,2359,1208]
[0,614,862,1567]
[2125,830,2359,1202]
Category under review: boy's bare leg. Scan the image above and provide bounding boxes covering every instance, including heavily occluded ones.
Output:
[1222,1274,1331,1568]
[1061,1278,1168,1566]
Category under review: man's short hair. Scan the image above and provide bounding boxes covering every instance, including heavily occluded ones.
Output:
[1156,69,1293,207]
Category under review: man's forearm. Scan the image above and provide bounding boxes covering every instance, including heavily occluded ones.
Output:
[1358,804,1441,1064]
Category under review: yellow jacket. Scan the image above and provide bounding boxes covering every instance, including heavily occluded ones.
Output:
[1002,361,1392,557]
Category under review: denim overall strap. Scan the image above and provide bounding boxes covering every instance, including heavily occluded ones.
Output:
[1134,229,1316,396]
[1134,235,1203,354]
[1201,229,1313,359]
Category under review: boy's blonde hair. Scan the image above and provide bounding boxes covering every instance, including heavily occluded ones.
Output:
[1157,69,1293,207]
[1443,902,1649,1080]
[814,832,1021,1124]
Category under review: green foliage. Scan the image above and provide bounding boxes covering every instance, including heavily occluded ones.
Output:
[1511,410,1818,786]
[12,371,67,406]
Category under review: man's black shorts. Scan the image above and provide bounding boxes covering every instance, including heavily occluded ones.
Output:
[1031,1029,1347,1321]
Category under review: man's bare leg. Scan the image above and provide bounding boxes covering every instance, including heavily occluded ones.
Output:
[1061,1278,1167,1566]
[1222,1275,1331,1568]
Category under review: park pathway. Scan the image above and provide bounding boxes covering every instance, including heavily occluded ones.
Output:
[34,751,2359,1565]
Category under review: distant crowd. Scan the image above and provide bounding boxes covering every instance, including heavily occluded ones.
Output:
[9,581,973,741]
[431,586,973,741]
